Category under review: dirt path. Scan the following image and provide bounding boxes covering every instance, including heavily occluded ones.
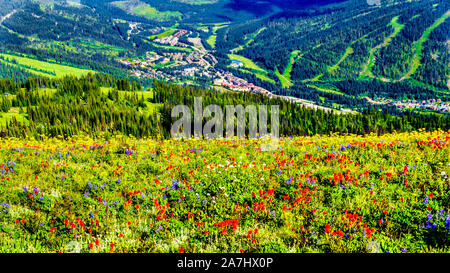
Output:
[0,10,17,25]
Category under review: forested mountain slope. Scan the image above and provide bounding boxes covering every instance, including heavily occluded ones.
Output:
[0,0,448,114]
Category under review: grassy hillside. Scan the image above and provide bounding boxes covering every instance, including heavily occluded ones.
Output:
[0,53,95,78]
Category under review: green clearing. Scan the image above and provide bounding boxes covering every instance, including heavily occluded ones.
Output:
[306,84,345,96]
[206,23,229,49]
[277,50,302,88]
[153,61,176,69]
[212,24,229,33]
[133,4,182,21]
[197,26,209,32]
[111,1,181,21]
[100,88,154,98]
[72,40,125,51]
[69,39,126,56]
[283,51,301,77]
[227,54,275,83]
[240,69,275,84]
[328,47,354,73]
[304,23,386,82]
[0,57,53,78]
[359,16,405,80]
[0,108,29,127]
[149,42,193,53]
[401,11,450,80]
[0,53,95,78]
[228,54,266,73]
[148,28,178,40]
[307,45,354,82]
[275,68,292,88]
[0,24,28,40]
[100,88,160,114]
[206,34,217,48]
[230,27,266,53]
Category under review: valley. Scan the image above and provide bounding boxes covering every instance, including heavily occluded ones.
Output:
[0,0,448,115]
[0,0,448,255]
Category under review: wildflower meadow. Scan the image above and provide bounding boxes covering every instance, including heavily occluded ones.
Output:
[0,130,449,253]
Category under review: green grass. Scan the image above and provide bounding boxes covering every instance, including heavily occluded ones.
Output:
[359,16,405,80]
[153,61,175,69]
[277,50,302,88]
[240,69,275,84]
[148,42,193,53]
[148,29,178,40]
[401,11,450,80]
[0,53,95,78]
[205,23,230,49]
[197,26,209,32]
[230,27,266,53]
[68,39,126,56]
[228,54,266,74]
[303,17,404,83]
[100,88,154,99]
[72,40,125,52]
[306,84,345,96]
[0,108,29,127]
[308,46,355,82]
[212,24,228,33]
[111,1,181,21]
[275,68,291,88]
[206,35,217,48]
[328,47,354,73]
[228,54,275,84]
[133,4,182,21]
[100,88,160,114]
